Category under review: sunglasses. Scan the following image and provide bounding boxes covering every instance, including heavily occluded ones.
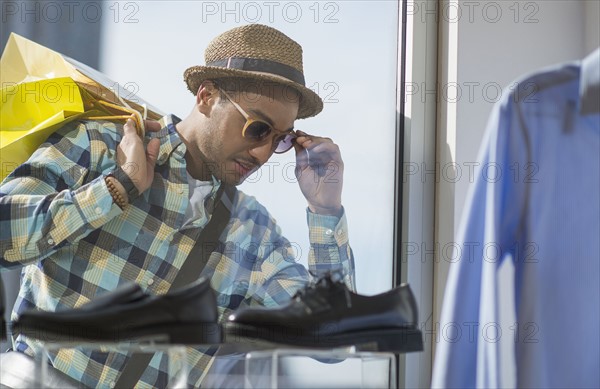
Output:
[219,88,297,154]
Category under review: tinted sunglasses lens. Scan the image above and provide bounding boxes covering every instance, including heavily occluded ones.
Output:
[244,121,272,140]
[274,133,296,154]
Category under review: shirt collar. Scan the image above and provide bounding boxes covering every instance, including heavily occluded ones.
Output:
[149,114,184,165]
[580,48,600,115]
[152,114,222,191]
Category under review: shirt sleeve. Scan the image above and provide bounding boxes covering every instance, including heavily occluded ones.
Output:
[0,122,122,268]
[306,208,356,290]
[431,93,529,388]
[236,194,356,308]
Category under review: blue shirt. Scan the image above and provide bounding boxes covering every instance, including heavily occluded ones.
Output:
[432,49,600,388]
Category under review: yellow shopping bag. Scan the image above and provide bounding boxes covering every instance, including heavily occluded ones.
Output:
[0,77,86,179]
[0,33,164,181]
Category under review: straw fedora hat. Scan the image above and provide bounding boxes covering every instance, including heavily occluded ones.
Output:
[183,24,323,119]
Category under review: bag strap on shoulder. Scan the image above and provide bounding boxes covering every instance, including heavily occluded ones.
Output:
[115,184,236,388]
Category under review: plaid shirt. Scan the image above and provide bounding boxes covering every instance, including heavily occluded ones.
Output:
[0,115,355,388]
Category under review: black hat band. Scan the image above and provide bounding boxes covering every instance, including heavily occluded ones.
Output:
[207,57,306,86]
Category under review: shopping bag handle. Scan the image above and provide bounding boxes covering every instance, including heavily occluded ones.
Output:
[87,100,146,137]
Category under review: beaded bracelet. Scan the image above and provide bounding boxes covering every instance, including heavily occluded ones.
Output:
[113,166,140,200]
[105,176,128,209]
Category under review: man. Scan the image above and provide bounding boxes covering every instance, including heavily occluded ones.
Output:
[0,24,355,387]
[432,48,599,388]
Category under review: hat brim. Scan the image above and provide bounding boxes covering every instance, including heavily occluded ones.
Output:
[184,66,323,119]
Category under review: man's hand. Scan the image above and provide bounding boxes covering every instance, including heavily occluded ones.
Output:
[114,118,161,198]
[293,130,344,216]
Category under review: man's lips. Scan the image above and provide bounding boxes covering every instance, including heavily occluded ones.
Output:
[234,160,258,176]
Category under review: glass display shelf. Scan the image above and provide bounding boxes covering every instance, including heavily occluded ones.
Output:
[35,342,397,389]
[243,346,397,389]
[37,341,188,389]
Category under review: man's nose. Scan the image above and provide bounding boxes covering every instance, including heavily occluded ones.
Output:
[248,140,274,164]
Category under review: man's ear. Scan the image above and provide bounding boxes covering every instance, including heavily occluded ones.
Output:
[196,81,219,114]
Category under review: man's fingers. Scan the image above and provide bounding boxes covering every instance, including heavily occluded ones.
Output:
[295,131,335,151]
[123,118,138,136]
[144,138,160,185]
[143,119,162,133]
[295,131,314,149]
[308,142,340,157]
[146,138,161,166]
[294,132,343,173]
[124,117,160,137]
[301,141,341,164]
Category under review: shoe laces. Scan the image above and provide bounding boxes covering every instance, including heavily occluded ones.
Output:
[292,270,352,308]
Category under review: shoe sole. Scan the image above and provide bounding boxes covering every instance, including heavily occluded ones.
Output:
[224,323,423,353]
[13,322,222,345]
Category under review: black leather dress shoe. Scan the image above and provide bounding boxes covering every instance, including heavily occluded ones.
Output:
[1,277,6,341]
[12,277,221,344]
[225,273,423,353]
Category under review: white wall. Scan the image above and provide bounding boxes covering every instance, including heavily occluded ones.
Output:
[453,1,585,225]
[584,0,600,54]
[434,0,596,387]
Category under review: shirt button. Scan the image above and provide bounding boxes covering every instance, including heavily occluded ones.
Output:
[47,238,54,245]
[325,229,333,236]
[109,382,115,388]
[147,278,154,286]
[95,207,102,215]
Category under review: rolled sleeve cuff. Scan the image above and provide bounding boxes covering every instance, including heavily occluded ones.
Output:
[307,207,349,246]
[306,207,355,290]
[72,176,122,229]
